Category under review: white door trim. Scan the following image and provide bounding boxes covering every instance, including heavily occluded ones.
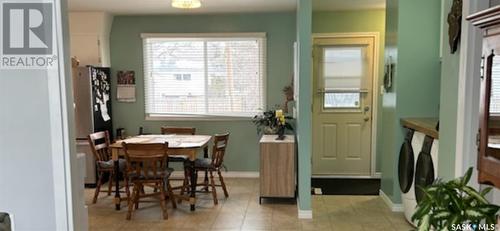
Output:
[50,0,76,230]
[311,32,380,178]
[454,0,489,189]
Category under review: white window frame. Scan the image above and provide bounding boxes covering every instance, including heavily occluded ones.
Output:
[141,32,267,121]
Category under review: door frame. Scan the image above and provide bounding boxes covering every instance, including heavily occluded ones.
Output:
[311,32,380,178]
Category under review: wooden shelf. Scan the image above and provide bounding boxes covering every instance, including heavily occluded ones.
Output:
[401,118,439,139]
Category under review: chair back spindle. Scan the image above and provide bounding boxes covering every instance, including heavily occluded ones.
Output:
[88,131,112,162]
[122,142,169,180]
[211,133,230,168]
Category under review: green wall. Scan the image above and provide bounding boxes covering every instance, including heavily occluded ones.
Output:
[296,0,313,211]
[380,0,399,203]
[109,13,296,172]
[438,0,461,180]
[312,10,386,172]
[379,0,442,203]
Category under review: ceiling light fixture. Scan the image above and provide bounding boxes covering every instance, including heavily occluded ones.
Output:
[172,0,202,9]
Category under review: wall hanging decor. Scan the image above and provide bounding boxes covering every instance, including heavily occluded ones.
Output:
[117,70,136,102]
[282,77,294,113]
[448,0,462,54]
[384,56,395,92]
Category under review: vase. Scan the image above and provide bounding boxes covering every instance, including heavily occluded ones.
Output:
[276,126,285,140]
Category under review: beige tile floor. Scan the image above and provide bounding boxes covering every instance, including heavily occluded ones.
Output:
[85,178,414,231]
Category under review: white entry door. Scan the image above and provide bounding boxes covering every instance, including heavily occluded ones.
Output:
[312,35,375,175]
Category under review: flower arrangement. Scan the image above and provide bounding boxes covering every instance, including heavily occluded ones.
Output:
[252,109,293,139]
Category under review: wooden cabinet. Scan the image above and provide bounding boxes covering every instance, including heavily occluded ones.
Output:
[259,135,296,203]
[468,6,500,188]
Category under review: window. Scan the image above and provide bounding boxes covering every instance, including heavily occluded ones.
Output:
[321,46,366,109]
[142,33,266,119]
[174,74,191,81]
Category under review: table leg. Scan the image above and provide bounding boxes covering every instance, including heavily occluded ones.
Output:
[189,159,197,211]
[203,146,209,192]
[113,151,121,210]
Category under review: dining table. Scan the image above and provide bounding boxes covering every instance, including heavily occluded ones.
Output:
[109,134,212,211]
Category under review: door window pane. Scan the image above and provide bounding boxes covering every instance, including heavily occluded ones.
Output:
[323,47,364,90]
[324,92,360,108]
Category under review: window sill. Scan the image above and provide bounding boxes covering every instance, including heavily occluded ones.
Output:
[145,114,254,121]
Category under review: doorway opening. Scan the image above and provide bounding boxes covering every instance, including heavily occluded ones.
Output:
[311,33,381,195]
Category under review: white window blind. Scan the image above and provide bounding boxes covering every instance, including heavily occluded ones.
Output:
[142,33,266,118]
[321,46,367,109]
[322,46,367,91]
[490,57,500,114]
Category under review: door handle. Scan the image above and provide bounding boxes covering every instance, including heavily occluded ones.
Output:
[364,117,370,122]
[364,106,370,112]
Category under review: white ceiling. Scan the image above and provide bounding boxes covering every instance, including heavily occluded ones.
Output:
[68,0,297,15]
[313,0,386,11]
[69,0,385,15]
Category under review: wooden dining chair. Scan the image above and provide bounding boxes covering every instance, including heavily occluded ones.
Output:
[160,126,196,136]
[183,133,230,205]
[122,142,176,220]
[160,126,196,164]
[160,126,196,190]
[88,131,128,204]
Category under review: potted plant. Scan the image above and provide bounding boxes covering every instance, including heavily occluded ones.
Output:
[252,109,293,140]
[412,167,500,231]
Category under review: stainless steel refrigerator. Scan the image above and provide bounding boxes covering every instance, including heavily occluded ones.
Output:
[73,66,113,186]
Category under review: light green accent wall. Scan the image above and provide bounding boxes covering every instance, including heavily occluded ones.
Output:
[379,0,442,203]
[312,10,386,172]
[438,0,460,180]
[109,13,296,172]
[380,0,399,203]
[296,0,312,211]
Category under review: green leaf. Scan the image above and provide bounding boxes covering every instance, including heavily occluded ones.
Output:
[412,203,431,221]
[432,210,451,220]
[417,214,431,231]
[464,209,484,220]
[461,167,473,185]
[480,187,493,197]
[446,190,463,211]
[446,215,460,230]
[462,186,489,204]
[477,204,500,215]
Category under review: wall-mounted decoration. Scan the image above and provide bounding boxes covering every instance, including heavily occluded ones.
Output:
[117,71,136,102]
[384,56,395,92]
[282,77,294,113]
[447,0,462,54]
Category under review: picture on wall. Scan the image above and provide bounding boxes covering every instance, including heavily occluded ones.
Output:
[117,70,136,102]
[117,71,136,85]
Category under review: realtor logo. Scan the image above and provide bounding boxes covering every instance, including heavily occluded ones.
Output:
[1,2,56,68]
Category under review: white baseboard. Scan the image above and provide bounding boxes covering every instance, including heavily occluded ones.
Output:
[298,209,313,219]
[379,190,404,212]
[296,198,313,219]
[170,171,259,178]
